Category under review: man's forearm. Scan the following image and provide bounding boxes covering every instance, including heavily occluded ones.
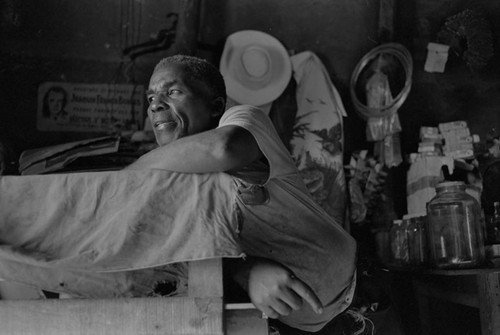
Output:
[125,125,262,173]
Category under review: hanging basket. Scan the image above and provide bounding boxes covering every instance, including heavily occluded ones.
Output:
[437,9,494,71]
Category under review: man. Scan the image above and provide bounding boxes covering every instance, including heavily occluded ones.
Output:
[125,55,357,333]
[0,55,356,333]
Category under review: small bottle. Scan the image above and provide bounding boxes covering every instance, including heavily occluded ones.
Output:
[489,202,500,244]
[405,213,428,266]
[390,219,409,266]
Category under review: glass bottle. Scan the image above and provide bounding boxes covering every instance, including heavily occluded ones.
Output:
[426,181,485,269]
[487,202,500,244]
[405,213,428,266]
[390,219,408,266]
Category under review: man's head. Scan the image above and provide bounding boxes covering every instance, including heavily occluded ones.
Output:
[146,55,227,146]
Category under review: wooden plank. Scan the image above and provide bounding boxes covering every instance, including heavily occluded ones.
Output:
[226,309,268,335]
[386,265,500,276]
[413,279,478,308]
[0,296,223,335]
[189,258,224,298]
[476,273,500,335]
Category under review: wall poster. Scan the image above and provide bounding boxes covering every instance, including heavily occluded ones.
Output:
[37,82,144,132]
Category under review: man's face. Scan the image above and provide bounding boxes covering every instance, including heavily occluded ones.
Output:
[48,91,65,115]
[146,63,215,146]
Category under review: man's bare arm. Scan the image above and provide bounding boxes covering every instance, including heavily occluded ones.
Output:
[125,125,262,173]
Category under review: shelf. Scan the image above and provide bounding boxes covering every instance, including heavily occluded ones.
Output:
[384,264,500,276]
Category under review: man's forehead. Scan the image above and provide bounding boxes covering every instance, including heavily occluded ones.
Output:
[149,65,210,96]
[149,65,186,86]
[148,78,177,91]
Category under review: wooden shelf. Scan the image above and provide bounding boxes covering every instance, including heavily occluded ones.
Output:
[385,264,500,276]
[385,263,500,334]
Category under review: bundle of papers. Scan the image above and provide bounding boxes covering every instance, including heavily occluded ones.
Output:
[19,136,120,175]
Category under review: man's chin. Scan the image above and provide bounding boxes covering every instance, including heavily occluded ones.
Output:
[155,132,179,146]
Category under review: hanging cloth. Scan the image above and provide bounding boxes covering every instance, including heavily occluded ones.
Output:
[290,51,347,224]
[0,170,243,297]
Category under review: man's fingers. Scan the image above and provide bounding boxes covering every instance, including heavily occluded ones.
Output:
[258,305,280,319]
[270,298,294,316]
[290,278,323,314]
[277,287,304,311]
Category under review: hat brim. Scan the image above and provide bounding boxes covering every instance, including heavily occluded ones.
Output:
[220,30,292,106]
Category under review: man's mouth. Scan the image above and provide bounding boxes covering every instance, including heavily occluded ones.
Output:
[154,120,176,129]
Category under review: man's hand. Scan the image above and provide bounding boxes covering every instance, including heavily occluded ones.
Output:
[230,257,323,319]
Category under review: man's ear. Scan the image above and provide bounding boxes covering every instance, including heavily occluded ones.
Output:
[211,96,226,118]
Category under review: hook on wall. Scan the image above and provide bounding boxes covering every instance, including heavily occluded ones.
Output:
[122,13,179,60]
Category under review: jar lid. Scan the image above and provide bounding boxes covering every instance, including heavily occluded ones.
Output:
[436,181,466,191]
[393,219,403,225]
[402,212,426,220]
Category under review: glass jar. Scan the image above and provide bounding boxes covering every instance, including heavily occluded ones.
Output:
[390,219,409,266]
[404,213,428,266]
[426,181,485,269]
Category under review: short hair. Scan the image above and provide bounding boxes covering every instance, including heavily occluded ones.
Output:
[154,55,227,103]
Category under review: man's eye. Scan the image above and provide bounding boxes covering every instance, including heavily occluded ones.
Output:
[169,89,181,95]
[147,96,155,103]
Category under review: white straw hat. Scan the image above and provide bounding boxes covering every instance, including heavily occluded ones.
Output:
[220,30,292,106]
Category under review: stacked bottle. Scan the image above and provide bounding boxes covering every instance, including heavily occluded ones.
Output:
[426,181,485,269]
[486,201,500,244]
[404,213,428,266]
[390,219,409,266]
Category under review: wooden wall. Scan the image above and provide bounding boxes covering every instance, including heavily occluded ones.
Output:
[1,0,500,168]
[0,0,379,158]
[0,0,179,154]
[396,0,500,155]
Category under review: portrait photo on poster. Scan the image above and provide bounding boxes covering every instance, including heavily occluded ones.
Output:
[37,82,144,133]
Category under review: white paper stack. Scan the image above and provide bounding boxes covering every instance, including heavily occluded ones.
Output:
[438,121,479,159]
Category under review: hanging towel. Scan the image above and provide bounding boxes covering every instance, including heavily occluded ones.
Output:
[290,51,348,224]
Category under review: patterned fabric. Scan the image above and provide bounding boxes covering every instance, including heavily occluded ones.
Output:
[289,51,348,225]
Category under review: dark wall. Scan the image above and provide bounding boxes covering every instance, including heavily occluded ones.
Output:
[0,0,179,154]
[0,0,379,158]
[396,0,500,155]
[199,0,380,156]
[2,0,500,166]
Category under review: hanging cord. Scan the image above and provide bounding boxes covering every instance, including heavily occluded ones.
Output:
[345,309,375,335]
[350,43,413,120]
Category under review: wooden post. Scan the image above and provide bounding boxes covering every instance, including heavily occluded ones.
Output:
[412,280,433,335]
[378,0,395,42]
[476,273,500,335]
[174,0,201,55]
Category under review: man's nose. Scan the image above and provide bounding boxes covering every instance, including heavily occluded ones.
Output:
[150,96,170,113]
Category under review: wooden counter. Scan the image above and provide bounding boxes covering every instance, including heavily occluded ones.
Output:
[388,266,500,335]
